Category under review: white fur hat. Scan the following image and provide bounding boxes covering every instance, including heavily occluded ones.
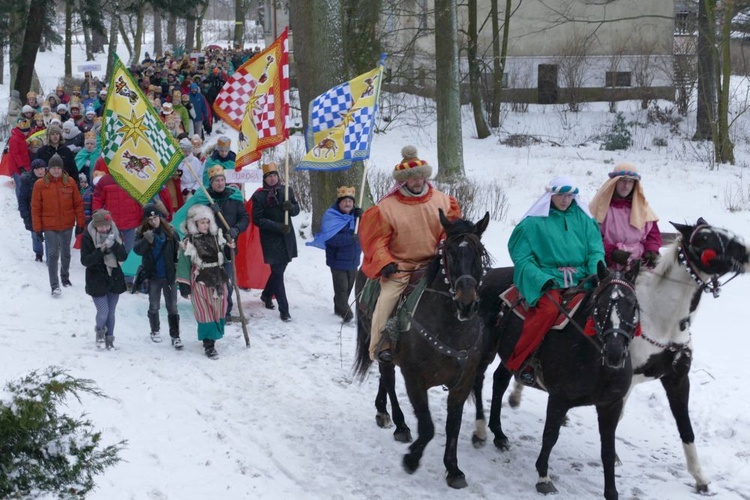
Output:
[185,204,218,235]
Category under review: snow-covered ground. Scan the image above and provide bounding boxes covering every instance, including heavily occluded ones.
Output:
[2,43,750,499]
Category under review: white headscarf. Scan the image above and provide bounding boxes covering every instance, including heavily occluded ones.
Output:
[521,176,592,220]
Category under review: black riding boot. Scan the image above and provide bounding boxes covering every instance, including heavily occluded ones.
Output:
[168,314,183,349]
[148,311,162,343]
[203,339,218,360]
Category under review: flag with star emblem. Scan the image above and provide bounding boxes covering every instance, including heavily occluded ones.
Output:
[213,28,289,169]
[296,58,384,171]
[101,54,183,205]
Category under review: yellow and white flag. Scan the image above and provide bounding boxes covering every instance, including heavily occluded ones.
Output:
[101,54,183,205]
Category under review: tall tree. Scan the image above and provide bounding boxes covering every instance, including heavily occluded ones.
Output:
[185,7,196,52]
[694,0,717,141]
[466,0,491,138]
[153,6,163,56]
[715,0,735,164]
[195,1,209,51]
[434,0,464,180]
[289,0,370,233]
[65,0,73,77]
[13,0,47,98]
[166,12,176,49]
[234,0,246,47]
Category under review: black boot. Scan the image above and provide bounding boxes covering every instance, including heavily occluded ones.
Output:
[203,339,218,360]
[148,311,162,343]
[168,314,183,350]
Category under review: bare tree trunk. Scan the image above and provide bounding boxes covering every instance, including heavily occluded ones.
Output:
[495,0,512,125]
[195,2,209,51]
[14,0,47,97]
[716,0,734,164]
[694,0,717,141]
[119,19,133,63]
[289,0,368,233]
[132,4,144,64]
[467,0,491,139]
[167,12,177,50]
[83,25,94,61]
[234,0,246,48]
[9,3,24,90]
[65,0,73,78]
[92,25,106,53]
[106,7,119,79]
[434,0,464,180]
[490,0,501,127]
[185,12,196,52]
[153,7,163,57]
[0,48,4,85]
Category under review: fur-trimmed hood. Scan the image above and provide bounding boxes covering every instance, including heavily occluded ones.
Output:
[183,204,218,235]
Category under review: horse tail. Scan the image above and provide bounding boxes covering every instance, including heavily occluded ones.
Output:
[353,316,373,382]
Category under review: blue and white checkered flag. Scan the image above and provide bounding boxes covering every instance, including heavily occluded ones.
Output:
[310,83,353,133]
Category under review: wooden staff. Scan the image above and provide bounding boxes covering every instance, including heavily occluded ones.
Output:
[284,140,290,227]
[182,160,250,347]
[354,160,369,234]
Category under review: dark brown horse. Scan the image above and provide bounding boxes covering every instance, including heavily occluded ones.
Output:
[353,210,490,488]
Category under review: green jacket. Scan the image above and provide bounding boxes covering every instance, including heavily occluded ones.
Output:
[172,103,191,133]
[508,202,604,306]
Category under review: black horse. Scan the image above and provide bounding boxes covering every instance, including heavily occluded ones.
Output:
[473,262,640,500]
[353,210,490,489]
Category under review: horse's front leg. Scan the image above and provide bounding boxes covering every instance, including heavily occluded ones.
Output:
[444,389,469,488]
[535,395,569,495]
[471,364,488,448]
[597,399,624,500]
[381,362,411,442]
[489,363,513,450]
[660,372,709,493]
[402,381,434,476]
[375,367,391,428]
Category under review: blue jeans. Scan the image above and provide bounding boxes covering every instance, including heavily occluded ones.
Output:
[12,173,22,201]
[30,230,44,256]
[45,228,73,290]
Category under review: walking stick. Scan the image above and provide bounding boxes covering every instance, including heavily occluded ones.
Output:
[354,160,368,234]
[182,160,250,347]
[284,140,290,227]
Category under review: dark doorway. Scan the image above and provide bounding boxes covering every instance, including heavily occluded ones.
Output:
[538,64,558,104]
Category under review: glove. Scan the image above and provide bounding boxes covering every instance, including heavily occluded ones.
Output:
[282,200,292,211]
[102,234,115,250]
[381,263,398,278]
[642,251,660,267]
[229,227,239,239]
[23,218,32,232]
[281,224,290,234]
[352,207,363,218]
[611,249,631,265]
[209,203,220,214]
[179,283,191,298]
[36,231,44,243]
[75,226,84,236]
[143,230,154,243]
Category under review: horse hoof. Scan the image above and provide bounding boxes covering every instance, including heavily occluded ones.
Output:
[446,472,468,489]
[508,393,522,408]
[536,480,558,495]
[472,433,486,449]
[376,412,392,429]
[696,483,709,494]
[394,428,412,443]
[494,436,510,451]
[402,454,420,474]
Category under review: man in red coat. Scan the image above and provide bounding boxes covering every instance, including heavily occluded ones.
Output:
[7,118,32,201]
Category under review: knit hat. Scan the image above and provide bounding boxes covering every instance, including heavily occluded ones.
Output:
[91,209,113,228]
[16,118,31,130]
[262,162,278,178]
[99,88,108,97]
[57,103,68,113]
[22,105,34,114]
[179,138,192,151]
[142,203,159,221]
[85,105,96,116]
[162,102,173,114]
[191,135,203,148]
[336,186,356,202]
[607,162,641,181]
[216,136,231,151]
[79,172,88,183]
[62,120,80,140]
[207,165,226,182]
[190,83,199,91]
[392,145,432,182]
[31,158,47,170]
[10,89,19,98]
[47,153,64,170]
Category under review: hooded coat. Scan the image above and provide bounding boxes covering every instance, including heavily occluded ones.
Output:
[250,182,300,265]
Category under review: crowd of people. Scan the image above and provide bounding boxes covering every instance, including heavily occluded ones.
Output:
[4,56,661,364]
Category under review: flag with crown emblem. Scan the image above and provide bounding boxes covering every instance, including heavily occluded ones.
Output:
[100,54,183,205]
[296,58,384,171]
[212,28,289,169]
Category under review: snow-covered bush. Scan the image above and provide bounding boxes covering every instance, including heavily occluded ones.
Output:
[0,367,126,498]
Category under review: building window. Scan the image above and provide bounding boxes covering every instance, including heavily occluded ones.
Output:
[605,71,632,87]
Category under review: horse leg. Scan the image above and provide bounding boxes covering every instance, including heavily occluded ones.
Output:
[382,362,412,442]
[375,368,391,428]
[444,392,468,489]
[535,395,569,495]
[402,383,434,475]
[660,372,709,493]
[471,366,487,448]
[596,399,624,500]
[489,363,512,450]
[508,379,524,408]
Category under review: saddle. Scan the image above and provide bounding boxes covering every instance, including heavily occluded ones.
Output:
[499,285,586,330]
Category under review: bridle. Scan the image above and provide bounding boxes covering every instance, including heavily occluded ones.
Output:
[430,234,488,302]
[677,224,743,299]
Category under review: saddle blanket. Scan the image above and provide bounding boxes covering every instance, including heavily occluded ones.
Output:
[500,285,585,331]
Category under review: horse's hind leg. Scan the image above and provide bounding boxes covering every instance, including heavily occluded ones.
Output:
[660,373,709,493]
[381,362,411,442]
[402,384,434,476]
[444,392,468,489]
[535,395,569,495]
[597,399,624,500]
[489,363,513,450]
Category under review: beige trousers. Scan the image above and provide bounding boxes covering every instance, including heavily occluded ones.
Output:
[369,275,410,360]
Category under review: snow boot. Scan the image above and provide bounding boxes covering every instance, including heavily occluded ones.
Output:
[95,327,106,348]
[168,314,183,350]
[148,311,162,343]
[105,335,115,350]
[203,339,218,360]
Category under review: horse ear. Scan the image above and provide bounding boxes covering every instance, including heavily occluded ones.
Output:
[625,260,641,283]
[696,217,711,227]
[597,260,608,280]
[475,212,490,237]
[670,221,694,241]
[438,208,450,229]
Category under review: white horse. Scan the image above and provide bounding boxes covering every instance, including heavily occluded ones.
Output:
[501,218,750,493]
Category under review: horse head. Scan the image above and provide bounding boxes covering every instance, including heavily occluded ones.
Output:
[671,218,749,280]
[593,260,640,370]
[438,209,491,321]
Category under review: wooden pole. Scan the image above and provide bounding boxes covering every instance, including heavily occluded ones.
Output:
[354,160,368,234]
[284,139,290,227]
[182,160,250,347]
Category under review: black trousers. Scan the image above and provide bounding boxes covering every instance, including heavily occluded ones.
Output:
[331,269,356,318]
[263,263,289,315]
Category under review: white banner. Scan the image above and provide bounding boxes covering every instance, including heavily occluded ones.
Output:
[77,63,102,72]
[224,169,262,184]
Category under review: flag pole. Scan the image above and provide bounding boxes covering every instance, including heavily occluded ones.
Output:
[182,160,250,347]
[284,139,290,227]
[354,160,368,234]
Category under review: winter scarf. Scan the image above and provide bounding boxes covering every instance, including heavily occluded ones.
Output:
[87,223,122,275]
[306,203,356,249]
